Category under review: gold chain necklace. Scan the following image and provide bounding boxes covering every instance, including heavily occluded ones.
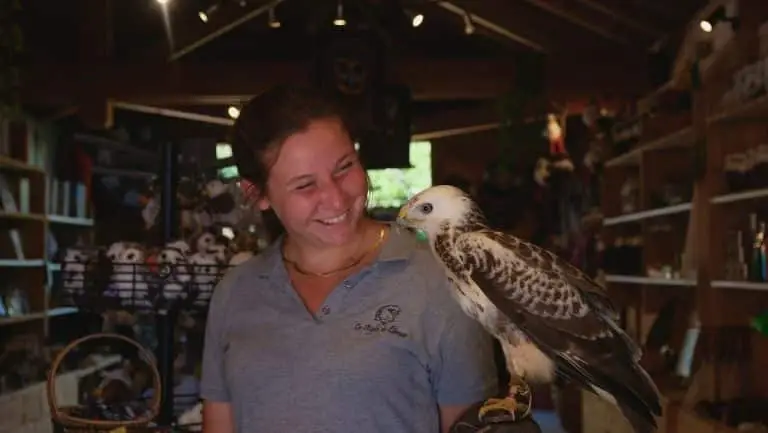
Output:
[282,226,386,278]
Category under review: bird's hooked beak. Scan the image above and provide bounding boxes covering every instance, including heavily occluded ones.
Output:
[395,204,414,228]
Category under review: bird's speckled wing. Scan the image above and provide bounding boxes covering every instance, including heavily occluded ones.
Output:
[450,230,638,359]
[487,230,619,321]
[449,230,661,427]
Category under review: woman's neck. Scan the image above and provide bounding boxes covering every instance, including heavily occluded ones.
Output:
[283,219,383,275]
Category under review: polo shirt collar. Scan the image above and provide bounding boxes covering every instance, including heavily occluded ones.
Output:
[257,222,416,279]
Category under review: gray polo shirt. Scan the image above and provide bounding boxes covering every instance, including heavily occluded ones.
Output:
[200,226,498,433]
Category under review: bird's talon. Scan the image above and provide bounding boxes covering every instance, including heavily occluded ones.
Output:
[478,396,530,424]
[478,377,533,424]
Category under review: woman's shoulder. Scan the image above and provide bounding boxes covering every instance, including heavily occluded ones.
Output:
[212,245,279,299]
[382,228,463,311]
[382,226,443,278]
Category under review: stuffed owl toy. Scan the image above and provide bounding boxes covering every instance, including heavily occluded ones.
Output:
[109,245,151,307]
[188,252,220,306]
[156,247,192,301]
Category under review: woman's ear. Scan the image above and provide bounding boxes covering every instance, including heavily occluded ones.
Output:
[257,196,270,211]
[239,178,269,210]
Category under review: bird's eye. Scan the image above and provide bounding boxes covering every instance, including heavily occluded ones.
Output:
[420,203,433,214]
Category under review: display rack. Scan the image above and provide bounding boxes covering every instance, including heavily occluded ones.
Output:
[51,139,240,431]
[586,1,768,432]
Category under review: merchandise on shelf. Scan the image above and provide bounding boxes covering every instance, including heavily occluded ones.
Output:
[724,144,768,194]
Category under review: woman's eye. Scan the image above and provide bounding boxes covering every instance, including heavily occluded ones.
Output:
[295,182,314,191]
[334,162,353,176]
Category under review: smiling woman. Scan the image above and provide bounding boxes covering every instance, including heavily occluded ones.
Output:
[200,85,501,433]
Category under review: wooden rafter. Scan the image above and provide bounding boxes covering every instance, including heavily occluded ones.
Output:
[572,0,663,37]
[168,0,286,62]
[629,0,692,20]
[435,1,547,52]
[140,0,285,61]
[21,55,646,106]
[518,0,629,44]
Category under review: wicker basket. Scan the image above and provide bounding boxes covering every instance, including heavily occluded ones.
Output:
[46,333,162,432]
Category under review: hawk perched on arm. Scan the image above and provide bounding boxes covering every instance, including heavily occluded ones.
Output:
[396,185,661,433]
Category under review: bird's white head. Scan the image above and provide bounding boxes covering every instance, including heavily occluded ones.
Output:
[396,185,483,240]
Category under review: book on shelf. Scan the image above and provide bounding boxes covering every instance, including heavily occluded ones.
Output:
[0,173,17,213]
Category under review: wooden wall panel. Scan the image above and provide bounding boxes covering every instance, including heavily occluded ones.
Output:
[430,129,501,187]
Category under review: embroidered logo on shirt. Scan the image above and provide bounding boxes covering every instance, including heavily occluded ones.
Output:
[353,304,408,338]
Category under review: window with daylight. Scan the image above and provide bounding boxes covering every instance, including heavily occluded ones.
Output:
[363,141,432,209]
[216,142,239,179]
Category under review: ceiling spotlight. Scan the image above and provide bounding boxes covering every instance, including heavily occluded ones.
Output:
[198,3,219,23]
[156,0,170,4]
[228,106,240,119]
[268,7,281,28]
[699,20,713,32]
[334,0,346,26]
[463,11,475,35]
[406,10,423,28]
[412,13,424,27]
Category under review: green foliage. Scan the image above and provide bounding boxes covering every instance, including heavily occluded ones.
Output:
[367,141,431,209]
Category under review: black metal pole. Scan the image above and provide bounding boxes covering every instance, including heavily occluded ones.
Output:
[157,140,180,426]
[161,140,180,243]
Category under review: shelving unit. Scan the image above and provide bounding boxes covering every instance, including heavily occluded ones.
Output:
[586,2,768,432]
[0,117,93,341]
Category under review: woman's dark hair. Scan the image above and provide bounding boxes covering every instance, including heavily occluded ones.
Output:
[231,85,356,242]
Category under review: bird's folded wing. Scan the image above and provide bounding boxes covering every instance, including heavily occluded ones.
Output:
[452,231,661,423]
[453,231,638,359]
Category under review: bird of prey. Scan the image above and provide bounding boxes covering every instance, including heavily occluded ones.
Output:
[396,185,662,433]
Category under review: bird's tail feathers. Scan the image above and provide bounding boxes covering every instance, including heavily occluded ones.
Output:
[619,401,658,433]
[592,365,662,433]
[559,360,661,433]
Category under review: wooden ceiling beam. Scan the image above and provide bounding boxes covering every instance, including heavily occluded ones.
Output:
[627,0,692,21]
[141,0,285,61]
[434,2,548,52]
[572,0,664,37]
[21,55,646,106]
[439,0,572,52]
[518,0,632,44]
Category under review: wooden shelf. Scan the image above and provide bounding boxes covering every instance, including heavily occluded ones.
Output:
[711,187,768,204]
[0,307,78,327]
[588,5,768,433]
[0,155,44,174]
[47,214,94,227]
[603,202,692,226]
[605,275,696,287]
[707,94,768,124]
[605,126,696,168]
[0,212,46,222]
[710,280,768,292]
[0,117,95,345]
[74,133,157,160]
[0,259,46,267]
[92,165,155,179]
